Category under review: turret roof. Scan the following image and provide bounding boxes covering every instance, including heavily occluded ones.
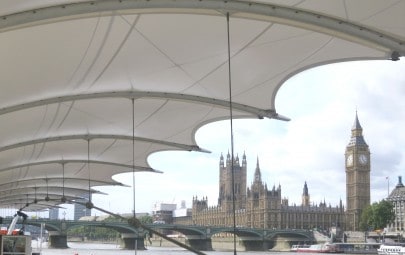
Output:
[348,112,368,147]
[388,176,405,201]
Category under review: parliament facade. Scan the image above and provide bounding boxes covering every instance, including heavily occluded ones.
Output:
[173,113,370,231]
[191,153,345,231]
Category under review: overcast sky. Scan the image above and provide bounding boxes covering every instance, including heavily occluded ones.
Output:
[85,59,405,218]
[14,59,402,219]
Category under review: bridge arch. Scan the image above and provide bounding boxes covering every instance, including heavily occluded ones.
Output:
[265,229,314,240]
[23,220,61,232]
[148,224,207,237]
[65,221,138,234]
[146,224,214,251]
[209,227,262,238]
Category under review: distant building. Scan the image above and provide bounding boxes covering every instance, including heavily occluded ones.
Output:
[173,200,191,217]
[49,208,59,220]
[74,193,92,220]
[188,153,345,230]
[387,176,405,231]
[172,201,192,225]
[152,202,177,224]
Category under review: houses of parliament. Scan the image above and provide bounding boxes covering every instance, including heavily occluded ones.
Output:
[179,113,370,231]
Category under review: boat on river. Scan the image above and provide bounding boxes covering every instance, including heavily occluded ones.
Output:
[292,243,340,253]
[291,244,312,252]
[377,244,405,255]
[292,242,380,254]
[334,243,379,254]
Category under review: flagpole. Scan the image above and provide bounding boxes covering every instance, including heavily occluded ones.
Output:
[387,177,390,197]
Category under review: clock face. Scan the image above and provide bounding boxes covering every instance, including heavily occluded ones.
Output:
[359,154,368,165]
[346,154,353,166]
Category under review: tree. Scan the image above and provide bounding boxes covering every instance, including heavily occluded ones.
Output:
[359,200,395,231]
[138,215,153,224]
[359,205,373,231]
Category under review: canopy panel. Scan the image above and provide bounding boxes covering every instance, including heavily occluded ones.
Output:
[0,0,404,211]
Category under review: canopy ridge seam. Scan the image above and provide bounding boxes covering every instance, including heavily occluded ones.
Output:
[0,91,287,120]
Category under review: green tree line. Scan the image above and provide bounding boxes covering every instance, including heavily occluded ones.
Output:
[359,200,395,231]
[66,215,153,241]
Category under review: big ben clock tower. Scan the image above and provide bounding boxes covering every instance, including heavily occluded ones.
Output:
[345,112,370,231]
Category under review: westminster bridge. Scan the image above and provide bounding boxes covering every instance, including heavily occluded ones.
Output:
[2,218,315,251]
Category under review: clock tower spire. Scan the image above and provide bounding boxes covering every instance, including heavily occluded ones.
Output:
[345,111,370,231]
[302,181,310,206]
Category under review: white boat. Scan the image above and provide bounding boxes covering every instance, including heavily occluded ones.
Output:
[295,243,339,253]
[291,244,311,252]
[377,244,405,255]
[333,242,379,254]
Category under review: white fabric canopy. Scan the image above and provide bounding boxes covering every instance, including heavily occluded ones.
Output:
[0,0,404,211]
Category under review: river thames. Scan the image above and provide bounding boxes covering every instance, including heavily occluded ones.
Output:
[31,241,379,255]
[31,241,296,255]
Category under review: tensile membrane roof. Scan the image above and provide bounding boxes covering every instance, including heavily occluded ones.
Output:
[0,0,404,211]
